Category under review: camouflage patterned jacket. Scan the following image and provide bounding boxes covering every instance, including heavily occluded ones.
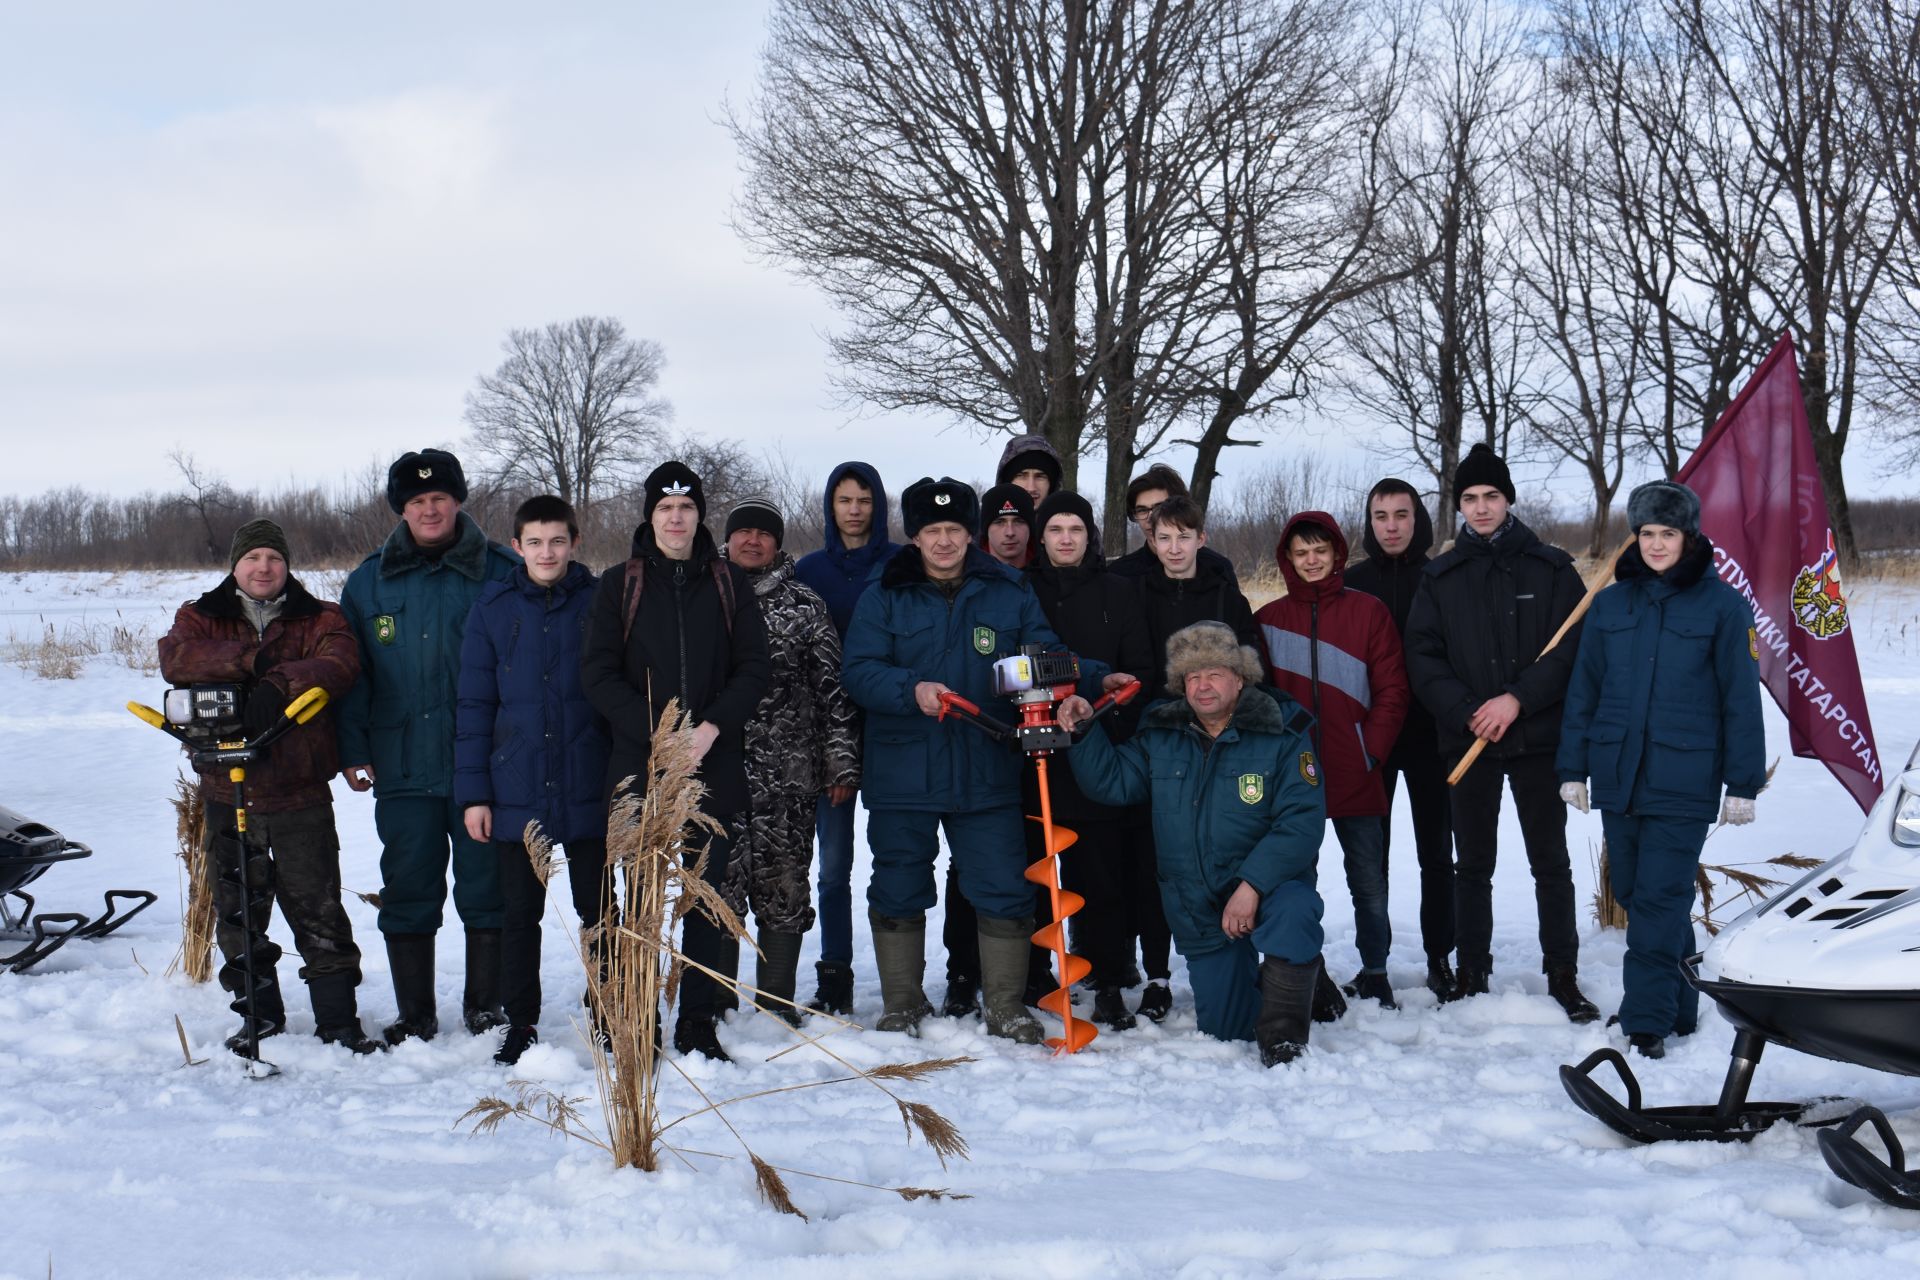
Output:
[731,550,861,796]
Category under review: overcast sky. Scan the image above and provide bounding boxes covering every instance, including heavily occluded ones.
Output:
[0,3,1906,516]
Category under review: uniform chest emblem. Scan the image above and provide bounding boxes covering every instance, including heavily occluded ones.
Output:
[1239,773,1264,804]
[972,625,995,655]
[1298,752,1319,787]
[374,615,397,645]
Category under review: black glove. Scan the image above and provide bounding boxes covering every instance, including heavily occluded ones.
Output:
[243,682,291,738]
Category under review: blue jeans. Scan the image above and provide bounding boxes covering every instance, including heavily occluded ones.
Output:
[1184,880,1325,1041]
[1331,815,1391,973]
[814,791,857,964]
[1601,811,1708,1037]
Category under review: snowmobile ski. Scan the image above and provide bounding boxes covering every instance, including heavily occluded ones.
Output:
[1819,1106,1920,1210]
[1560,1031,1849,1144]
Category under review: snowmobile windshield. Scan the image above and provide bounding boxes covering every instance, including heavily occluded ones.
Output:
[1894,740,1920,849]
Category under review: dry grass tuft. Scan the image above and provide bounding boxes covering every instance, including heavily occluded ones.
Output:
[4,613,157,679]
[457,1081,608,1151]
[751,1154,808,1220]
[165,770,216,983]
[897,1100,970,1168]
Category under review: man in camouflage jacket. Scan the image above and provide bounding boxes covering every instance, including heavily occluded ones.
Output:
[720,499,861,1025]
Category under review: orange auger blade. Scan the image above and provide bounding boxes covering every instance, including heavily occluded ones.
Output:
[1029,757,1096,1055]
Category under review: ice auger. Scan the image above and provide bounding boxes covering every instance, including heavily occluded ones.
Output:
[937,648,1140,1055]
[129,683,331,1078]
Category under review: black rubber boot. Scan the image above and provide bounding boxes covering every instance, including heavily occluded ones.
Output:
[1343,970,1398,1010]
[1257,957,1319,1068]
[382,932,438,1045]
[673,1015,731,1062]
[309,972,385,1055]
[1310,963,1347,1024]
[1547,966,1600,1024]
[1090,985,1136,1031]
[978,916,1043,1045]
[806,961,854,1016]
[462,928,508,1035]
[870,909,934,1035]
[754,930,805,1028]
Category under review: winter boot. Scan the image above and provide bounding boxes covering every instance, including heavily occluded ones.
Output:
[381,933,438,1045]
[1449,959,1491,1003]
[977,916,1044,1045]
[462,928,508,1035]
[1343,970,1398,1010]
[673,1015,731,1063]
[1547,966,1600,1024]
[1257,957,1319,1068]
[806,961,854,1017]
[940,976,980,1019]
[1629,1031,1666,1059]
[1136,979,1173,1023]
[754,930,805,1028]
[870,909,934,1035]
[221,965,287,1057]
[1090,985,1136,1031]
[1310,963,1347,1024]
[1425,955,1456,1001]
[308,972,385,1055]
[495,1024,539,1066]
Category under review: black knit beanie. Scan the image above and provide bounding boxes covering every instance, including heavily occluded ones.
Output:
[1453,443,1516,504]
[1034,490,1096,537]
[980,483,1036,529]
[725,496,785,547]
[642,460,706,521]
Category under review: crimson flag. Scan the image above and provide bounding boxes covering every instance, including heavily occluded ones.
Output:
[1677,333,1884,811]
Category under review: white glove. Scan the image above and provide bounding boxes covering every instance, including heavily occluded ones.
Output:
[1720,796,1755,826]
[1559,781,1589,814]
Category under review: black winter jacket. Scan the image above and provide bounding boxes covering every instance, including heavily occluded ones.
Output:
[1345,496,1439,763]
[1025,555,1155,821]
[1108,543,1239,585]
[1136,558,1259,700]
[581,525,771,815]
[1403,517,1586,761]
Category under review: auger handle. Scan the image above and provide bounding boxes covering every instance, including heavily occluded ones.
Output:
[1069,677,1142,735]
[936,691,1018,744]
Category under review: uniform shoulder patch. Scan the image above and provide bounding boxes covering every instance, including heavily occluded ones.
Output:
[1748,626,1759,661]
[1298,751,1319,787]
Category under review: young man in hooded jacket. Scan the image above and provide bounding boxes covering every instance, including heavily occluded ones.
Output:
[1344,479,1458,997]
[1254,513,1408,1007]
[1403,445,1599,1022]
[794,461,899,1014]
[580,461,772,1062]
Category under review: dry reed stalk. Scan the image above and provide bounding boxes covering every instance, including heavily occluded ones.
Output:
[1591,842,1627,930]
[166,770,216,982]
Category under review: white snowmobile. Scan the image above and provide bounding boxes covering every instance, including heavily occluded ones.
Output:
[1560,740,1920,1210]
[0,803,155,972]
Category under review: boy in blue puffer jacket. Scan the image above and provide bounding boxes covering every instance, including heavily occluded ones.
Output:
[455,495,611,1065]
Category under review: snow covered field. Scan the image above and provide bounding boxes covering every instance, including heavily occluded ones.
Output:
[3,569,1919,1280]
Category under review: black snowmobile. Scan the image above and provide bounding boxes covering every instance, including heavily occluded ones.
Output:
[0,804,154,972]
[1559,740,1920,1211]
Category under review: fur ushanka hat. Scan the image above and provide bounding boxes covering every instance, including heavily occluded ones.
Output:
[1163,620,1264,696]
[1626,479,1701,536]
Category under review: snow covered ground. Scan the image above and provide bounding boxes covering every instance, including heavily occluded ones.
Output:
[3,568,1919,1279]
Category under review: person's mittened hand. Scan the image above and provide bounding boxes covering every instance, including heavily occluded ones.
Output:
[1720,796,1756,826]
[243,682,290,737]
[1559,781,1589,814]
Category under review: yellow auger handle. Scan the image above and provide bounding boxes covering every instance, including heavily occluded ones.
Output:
[127,701,165,728]
[286,686,330,724]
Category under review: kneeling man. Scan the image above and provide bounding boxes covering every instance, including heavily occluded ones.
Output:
[1060,622,1326,1066]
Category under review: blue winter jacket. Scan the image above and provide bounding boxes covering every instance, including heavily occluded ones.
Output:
[795,461,901,637]
[454,561,611,844]
[1069,686,1325,957]
[337,513,520,797]
[1556,538,1766,821]
[842,545,1105,813]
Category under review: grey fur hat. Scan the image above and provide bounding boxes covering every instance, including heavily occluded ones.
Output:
[1627,479,1701,536]
[1164,620,1264,696]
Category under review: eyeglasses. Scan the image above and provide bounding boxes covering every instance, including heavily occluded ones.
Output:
[1129,505,1155,518]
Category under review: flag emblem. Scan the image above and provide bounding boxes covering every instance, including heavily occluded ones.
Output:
[972,625,995,655]
[374,615,396,645]
[1790,530,1850,640]
[1298,752,1319,787]
[1239,773,1264,804]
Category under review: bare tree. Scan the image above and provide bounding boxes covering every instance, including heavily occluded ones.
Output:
[166,447,240,563]
[463,317,672,530]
